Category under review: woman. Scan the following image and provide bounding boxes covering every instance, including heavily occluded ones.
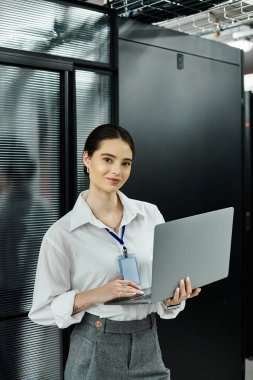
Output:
[29,124,201,380]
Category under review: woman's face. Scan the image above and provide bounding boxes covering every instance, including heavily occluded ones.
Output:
[83,138,133,194]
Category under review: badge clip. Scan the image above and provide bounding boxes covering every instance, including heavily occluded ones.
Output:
[123,246,128,258]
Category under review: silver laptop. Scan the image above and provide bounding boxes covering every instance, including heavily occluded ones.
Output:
[105,207,234,305]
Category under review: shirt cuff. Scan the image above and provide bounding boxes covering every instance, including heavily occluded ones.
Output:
[51,290,85,328]
[156,300,186,319]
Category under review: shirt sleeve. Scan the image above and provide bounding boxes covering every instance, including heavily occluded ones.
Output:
[154,205,165,225]
[155,300,185,319]
[28,235,85,329]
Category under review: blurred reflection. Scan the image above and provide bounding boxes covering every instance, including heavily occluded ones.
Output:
[0,0,110,63]
[75,70,111,194]
[0,63,60,379]
[0,139,42,304]
[0,138,55,379]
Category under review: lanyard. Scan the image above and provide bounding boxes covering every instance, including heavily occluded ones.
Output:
[105,225,128,257]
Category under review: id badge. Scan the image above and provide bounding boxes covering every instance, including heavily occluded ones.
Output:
[118,254,141,285]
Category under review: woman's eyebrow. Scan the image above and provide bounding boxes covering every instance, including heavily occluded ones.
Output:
[101,153,116,158]
[101,153,132,162]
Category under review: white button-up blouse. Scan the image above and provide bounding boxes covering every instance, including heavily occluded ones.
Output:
[28,190,185,328]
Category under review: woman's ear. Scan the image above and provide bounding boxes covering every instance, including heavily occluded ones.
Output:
[83,151,90,170]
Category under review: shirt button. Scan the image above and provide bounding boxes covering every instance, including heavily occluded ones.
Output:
[95,320,103,329]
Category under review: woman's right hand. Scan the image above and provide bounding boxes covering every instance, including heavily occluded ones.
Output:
[73,278,143,315]
[95,278,144,304]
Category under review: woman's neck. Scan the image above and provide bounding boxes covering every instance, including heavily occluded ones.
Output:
[86,187,119,214]
[85,187,123,233]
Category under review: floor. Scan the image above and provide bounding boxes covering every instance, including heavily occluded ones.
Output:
[246,359,253,380]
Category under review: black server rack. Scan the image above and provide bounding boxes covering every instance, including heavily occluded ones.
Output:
[244,91,253,360]
[118,19,244,380]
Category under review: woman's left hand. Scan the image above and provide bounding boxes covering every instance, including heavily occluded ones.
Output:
[162,276,201,307]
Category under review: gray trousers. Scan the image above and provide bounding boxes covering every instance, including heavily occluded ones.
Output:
[64,313,171,380]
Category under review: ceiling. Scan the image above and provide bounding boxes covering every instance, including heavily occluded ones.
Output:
[100,0,253,51]
[108,0,228,24]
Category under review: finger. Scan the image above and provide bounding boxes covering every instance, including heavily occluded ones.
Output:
[119,280,141,290]
[116,288,135,298]
[117,284,144,294]
[189,288,201,298]
[118,288,144,298]
[122,288,138,295]
[120,284,144,294]
[172,287,180,303]
[185,276,192,297]
[179,279,186,298]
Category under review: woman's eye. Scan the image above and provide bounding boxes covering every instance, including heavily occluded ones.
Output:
[122,162,131,167]
[104,157,112,163]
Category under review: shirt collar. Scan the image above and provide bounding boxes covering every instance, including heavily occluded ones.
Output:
[69,190,147,232]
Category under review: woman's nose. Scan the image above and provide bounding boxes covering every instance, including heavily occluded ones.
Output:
[111,164,121,176]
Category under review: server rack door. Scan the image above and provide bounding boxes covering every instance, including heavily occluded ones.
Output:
[244,91,253,359]
[119,22,243,380]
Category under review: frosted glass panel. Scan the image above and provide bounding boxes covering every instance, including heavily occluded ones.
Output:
[75,70,111,193]
[0,0,111,63]
[0,317,61,379]
[0,64,61,316]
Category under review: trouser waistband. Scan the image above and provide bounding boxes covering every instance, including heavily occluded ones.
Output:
[82,312,156,334]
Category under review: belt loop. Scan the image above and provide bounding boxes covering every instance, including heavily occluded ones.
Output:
[150,313,156,329]
[101,318,106,334]
[103,317,108,333]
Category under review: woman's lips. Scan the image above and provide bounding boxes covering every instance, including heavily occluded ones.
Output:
[106,177,121,184]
